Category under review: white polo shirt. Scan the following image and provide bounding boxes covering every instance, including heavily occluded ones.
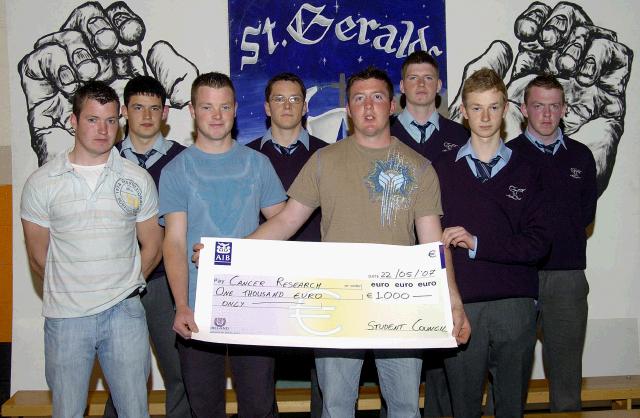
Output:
[21,147,158,318]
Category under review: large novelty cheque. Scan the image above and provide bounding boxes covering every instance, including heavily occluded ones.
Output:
[193,238,456,349]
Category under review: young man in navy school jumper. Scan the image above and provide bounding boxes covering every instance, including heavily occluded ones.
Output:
[246,72,328,418]
[104,75,190,418]
[391,52,468,418]
[508,74,597,412]
[391,51,468,163]
[434,68,551,418]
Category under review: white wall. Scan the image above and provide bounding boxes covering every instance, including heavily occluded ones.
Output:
[5,0,640,393]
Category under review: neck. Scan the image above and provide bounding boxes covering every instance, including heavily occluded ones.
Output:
[270,125,302,147]
[129,133,161,154]
[527,127,558,146]
[69,148,110,166]
[406,103,437,125]
[470,135,501,162]
[195,136,234,154]
[353,132,392,149]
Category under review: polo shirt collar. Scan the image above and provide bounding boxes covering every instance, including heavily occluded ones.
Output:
[49,147,123,177]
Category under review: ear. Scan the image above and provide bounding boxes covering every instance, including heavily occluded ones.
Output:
[234,102,238,118]
[264,101,271,118]
[162,105,169,121]
[460,103,468,120]
[121,105,128,119]
[188,102,196,119]
[436,79,442,94]
[70,112,78,130]
[389,98,397,115]
[400,80,405,94]
[346,103,352,119]
[520,102,528,119]
[561,102,568,118]
[302,100,308,116]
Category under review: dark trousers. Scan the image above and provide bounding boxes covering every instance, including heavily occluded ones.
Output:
[178,339,277,418]
[538,270,589,411]
[103,276,190,418]
[422,353,452,417]
[444,298,537,418]
[273,347,322,417]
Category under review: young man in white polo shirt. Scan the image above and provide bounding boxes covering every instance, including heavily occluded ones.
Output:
[21,81,163,418]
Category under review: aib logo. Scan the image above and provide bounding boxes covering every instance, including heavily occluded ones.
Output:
[214,317,227,327]
[214,241,232,266]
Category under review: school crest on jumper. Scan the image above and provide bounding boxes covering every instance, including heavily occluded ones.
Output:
[442,142,459,152]
[570,168,583,179]
[506,185,526,201]
[365,151,417,226]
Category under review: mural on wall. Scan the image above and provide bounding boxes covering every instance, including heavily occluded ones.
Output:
[16,1,633,195]
[17,1,200,166]
[446,1,633,195]
[228,0,447,143]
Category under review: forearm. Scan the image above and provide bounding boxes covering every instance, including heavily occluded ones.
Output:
[22,220,50,280]
[163,239,190,309]
[249,199,313,240]
[140,244,162,279]
[249,216,296,240]
[444,246,464,308]
[475,225,550,265]
[28,254,46,280]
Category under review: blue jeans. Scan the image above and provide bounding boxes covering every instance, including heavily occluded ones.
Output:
[45,296,151,418]
[315,349,422,418]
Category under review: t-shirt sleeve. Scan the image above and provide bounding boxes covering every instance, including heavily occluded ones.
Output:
[259,156,287,208]
[414,163,443,218]
[137,171,159,222]
[20,175,50,228]
[288,150,321,209]
[158,160,187,226]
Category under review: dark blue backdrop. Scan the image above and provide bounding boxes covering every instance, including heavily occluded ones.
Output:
[229,0,447,143]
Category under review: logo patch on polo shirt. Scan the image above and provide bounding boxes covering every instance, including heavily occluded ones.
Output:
[114,178,143,215]
[506,185,526,201]
[570,168,583,179]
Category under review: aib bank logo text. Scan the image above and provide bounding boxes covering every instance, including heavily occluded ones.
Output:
[214,241,233,266]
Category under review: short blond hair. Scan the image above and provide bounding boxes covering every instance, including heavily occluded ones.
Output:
[462,68,507,104]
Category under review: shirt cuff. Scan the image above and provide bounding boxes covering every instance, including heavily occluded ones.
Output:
[468,236,478,259]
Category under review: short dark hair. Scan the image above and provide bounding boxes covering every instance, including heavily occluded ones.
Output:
[123,75,167,106]
[265,73,306,101]
[401,50,439,79]
[346,66,394,100]
[524,73,565,104]
[72,81,120,117]
[461,68,507,105]
[191,72,236,105]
